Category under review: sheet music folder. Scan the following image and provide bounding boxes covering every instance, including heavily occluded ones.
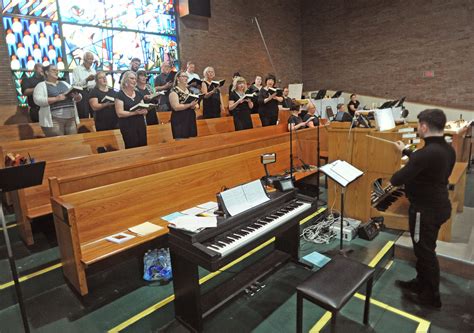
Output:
[319,160,363,188]
[0,161,46,192]
[217,179,270,217]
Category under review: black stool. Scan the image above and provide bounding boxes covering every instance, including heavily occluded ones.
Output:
[296,255,374,332]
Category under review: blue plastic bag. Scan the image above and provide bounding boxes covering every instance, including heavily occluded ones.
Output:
[143,248,172,283]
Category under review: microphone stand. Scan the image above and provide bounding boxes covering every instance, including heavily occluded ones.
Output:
[315,110,326,206]
[290,123,294,181]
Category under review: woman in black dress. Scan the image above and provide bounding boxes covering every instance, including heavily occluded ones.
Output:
[88,71,118,131]
[201,66,224,119]
[228,76,253,131]
[249,75,263,114]
[136,70,159,125]
[347,93,360,117]
[114,71,148,149]
[169,70,198,139]
[258,74,283,126]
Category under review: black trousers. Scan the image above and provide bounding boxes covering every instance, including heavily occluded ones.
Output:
[408,204,450,295]
[119,116,147,149]
[29,106,39,123]
[76,90,92,118]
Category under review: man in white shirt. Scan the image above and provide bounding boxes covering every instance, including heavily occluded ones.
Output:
[72,51,96,118]
[186,61,201,94]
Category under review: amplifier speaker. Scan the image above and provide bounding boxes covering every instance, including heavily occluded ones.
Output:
[179,0,211,18]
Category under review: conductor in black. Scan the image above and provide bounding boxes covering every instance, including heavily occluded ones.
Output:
[390,109,455,308]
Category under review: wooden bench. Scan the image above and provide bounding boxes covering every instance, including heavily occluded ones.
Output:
[51,142,296,296]
[12,124,318,245]
[0,118,96,142]
[1,114,262,162]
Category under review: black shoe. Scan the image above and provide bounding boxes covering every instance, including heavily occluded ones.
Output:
[396,279,422,294]
[418,290,442,308]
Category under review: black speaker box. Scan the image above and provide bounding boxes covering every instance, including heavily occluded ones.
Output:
[179,0,211,18]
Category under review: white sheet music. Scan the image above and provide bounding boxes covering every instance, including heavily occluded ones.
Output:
[320,160,363,187]
[242,180,270,207]
[220,180,269,216]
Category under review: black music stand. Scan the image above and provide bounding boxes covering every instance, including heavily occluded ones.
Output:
[0,161,46,333]
[319,160,363,254]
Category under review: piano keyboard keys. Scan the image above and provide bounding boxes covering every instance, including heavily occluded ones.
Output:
[205,200,311,257]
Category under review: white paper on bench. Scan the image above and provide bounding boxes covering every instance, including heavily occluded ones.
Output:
[128,222,163,236]
[170,215,217,232]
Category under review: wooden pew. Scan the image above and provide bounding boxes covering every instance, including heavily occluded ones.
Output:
[0,114,264,167]
[51,142,296,296]
[0,118,96,142]
[12,124,317,245]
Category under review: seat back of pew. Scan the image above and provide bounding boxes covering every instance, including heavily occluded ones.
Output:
[0,118,96,142]
[49,124,304,197]
[51,142,293,295]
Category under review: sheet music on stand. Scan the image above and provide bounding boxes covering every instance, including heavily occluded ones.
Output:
[319,160,364,187]
[219,180,270,216]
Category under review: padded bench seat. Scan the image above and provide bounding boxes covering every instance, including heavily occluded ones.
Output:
[296,255,374,332]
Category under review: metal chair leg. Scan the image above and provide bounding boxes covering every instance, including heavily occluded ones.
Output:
[364,277,373,325]
[297,292,303,333]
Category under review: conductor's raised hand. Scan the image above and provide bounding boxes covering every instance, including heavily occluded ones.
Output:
[394,140,405,153]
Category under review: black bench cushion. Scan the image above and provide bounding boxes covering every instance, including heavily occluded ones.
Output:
[297,255,374,311]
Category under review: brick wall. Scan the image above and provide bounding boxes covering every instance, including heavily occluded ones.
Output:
[178,0,303,89]
[301,0,474,111]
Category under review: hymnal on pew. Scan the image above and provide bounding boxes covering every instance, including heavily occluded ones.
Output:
[128,222,163,236]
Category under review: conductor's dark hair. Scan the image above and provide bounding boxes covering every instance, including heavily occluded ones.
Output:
[417,109,447,132]
[350,93,356,98]
[336,103,344,110]
[131,57,141,63]
[265,74,276,83]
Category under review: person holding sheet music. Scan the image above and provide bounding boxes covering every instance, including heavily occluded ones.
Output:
[115,71,148,149]
[169,70,198,139]
[258,74,283,126]
[155,62,174,111]
[287,109,307,131]
[136,70,159,126]
[186,61,201,94]
[249,75,263,114]
[302,102,320,127]
[33,64,81,137]
[347,93,360,117]
[88,71,118,131]
[72,51,96,118]
[228,76,253,131]
[201,66,225,119]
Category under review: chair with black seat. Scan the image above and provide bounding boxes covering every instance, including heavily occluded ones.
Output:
[296,255,374,333]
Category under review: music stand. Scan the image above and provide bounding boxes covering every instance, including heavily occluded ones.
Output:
[0,161,46,333]
[319,160,363,254]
